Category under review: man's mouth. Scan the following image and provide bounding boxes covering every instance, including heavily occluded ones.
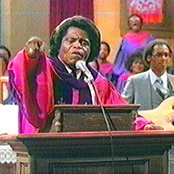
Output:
[72,51,84,59]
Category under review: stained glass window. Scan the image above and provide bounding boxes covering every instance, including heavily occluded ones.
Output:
[128,0,164,24]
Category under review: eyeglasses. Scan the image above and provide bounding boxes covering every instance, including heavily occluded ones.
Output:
[152,52,171,58]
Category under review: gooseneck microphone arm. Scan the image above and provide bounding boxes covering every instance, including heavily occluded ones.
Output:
[91,80,115,174]
[75,60,115,174]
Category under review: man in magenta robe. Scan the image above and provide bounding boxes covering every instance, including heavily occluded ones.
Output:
[8,16,127,134]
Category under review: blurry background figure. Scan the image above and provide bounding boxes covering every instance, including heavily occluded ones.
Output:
[116,51,147,94]
[90,41,113,80]
[167,54,174,75]
[0,45,11,75]
[0,46,12,104]
[112,14,155,85]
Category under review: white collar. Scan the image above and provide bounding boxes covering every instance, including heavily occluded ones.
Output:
[58,57,72,74]
[149,69,168,88]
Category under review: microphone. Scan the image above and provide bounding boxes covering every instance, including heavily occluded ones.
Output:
[75,60,94,81]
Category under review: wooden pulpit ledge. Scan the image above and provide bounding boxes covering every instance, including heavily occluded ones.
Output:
[1,131,174,174]
[1,104,174,174]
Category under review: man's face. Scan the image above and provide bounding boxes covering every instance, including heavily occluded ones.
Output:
[58,27,91,68]
[128,16,142,33]
[149,44,171,72]
[99,43,109,61]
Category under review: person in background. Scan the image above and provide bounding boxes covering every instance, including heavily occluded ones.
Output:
[90,41,114,80]
[112,14,155,85]
[122,39,174,130]
[0,45,11,75]
[8,16,127,134]
[0,46,12,104]
[116,51,147,94]
[167,53,174,74]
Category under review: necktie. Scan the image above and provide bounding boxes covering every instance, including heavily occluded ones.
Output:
[155,78,165,99]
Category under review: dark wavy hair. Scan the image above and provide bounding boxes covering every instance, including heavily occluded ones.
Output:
[49,16,101,63]
[143,39,173,66]
[125,51,144,72]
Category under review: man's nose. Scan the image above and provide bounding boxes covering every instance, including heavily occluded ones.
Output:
[100,50,104,54]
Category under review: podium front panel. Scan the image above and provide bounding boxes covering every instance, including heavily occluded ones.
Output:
[51,105,140,132]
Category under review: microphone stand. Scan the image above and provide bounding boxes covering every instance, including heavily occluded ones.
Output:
[90,80,115,174]
[90,79,136,174]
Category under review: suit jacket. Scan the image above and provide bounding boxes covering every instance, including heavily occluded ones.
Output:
[122,70,174,110]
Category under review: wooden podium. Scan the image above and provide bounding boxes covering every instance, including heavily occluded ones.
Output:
[1,105,174,174]
[2,131,174,174]
[48,104,140,132]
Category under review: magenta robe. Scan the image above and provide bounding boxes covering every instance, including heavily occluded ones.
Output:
[8,50,127,134]
[99,63,114,78]
[113,31,155,79]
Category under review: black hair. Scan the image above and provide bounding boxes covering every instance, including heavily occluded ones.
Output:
[0,45,11,59]
[143,39,173,66]
[49,16,101,63]
[101,41,111,54]
[0,45,11,68]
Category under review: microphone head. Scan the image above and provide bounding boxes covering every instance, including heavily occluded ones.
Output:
[75,60,94,81]
[75,60,86,70]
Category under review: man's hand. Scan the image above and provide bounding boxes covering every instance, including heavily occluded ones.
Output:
[25,36,47,59]
[144,124,164,130]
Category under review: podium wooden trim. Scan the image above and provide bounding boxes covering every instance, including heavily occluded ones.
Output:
[2,131,174,174]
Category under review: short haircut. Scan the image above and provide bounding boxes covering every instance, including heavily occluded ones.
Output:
[143,39,173,66]
[101,41,111,54]
[49,16,101,63]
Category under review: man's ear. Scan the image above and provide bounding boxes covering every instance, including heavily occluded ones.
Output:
[146,56,151,62]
